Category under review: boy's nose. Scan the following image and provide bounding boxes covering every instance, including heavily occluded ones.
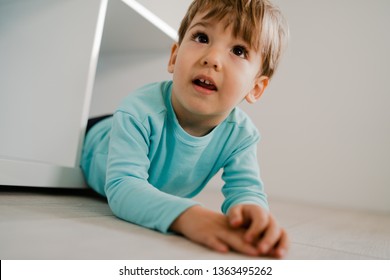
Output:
[200,48,222,71]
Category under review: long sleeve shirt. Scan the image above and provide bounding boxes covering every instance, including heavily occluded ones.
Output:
[80,81,268,233]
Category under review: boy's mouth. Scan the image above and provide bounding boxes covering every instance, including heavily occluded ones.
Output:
[193,78,218,91]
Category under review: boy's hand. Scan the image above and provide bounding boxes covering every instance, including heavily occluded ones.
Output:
[169,205,260,256]
[169,205,289,258]
[227,204,289,258]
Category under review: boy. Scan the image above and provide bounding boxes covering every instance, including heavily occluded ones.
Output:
[81,0,289,258]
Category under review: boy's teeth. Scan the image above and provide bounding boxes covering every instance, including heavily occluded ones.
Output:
[199,79,211,85]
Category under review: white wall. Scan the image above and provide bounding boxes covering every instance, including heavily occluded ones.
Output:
[248,0,390,212]
[137,0,192,31]
[90,0,390,213]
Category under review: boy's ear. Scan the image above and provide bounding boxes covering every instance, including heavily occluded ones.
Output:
[245,76,269,104]
[168,43,179,73]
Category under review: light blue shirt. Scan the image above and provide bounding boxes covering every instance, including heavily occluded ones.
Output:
[81,81,268,233]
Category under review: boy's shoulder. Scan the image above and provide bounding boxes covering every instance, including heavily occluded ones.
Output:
[226,107,258,130]
[222,107,260,141]
[116,81,172,120]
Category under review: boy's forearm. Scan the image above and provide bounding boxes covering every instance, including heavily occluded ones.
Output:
[105,179,199,233]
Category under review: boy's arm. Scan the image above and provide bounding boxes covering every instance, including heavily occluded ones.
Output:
[104,111,199,233]
[221,140,268,213]
[220,139,289,257]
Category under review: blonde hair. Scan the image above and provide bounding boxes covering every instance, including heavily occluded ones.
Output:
[178,0,289,78]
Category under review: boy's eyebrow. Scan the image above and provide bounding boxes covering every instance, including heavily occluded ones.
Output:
[188,21,211,32]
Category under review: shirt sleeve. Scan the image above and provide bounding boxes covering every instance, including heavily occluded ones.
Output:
[220,137,269,214]
[104,111,199,233]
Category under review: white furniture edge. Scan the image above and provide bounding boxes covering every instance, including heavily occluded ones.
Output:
[0,0,177,189]
[0,158,87,188]
[74,0,109,169]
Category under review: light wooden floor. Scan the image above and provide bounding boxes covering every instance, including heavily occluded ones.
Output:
[0,186,389,260]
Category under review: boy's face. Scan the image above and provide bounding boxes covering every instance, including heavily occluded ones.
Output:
[168,12,269,129]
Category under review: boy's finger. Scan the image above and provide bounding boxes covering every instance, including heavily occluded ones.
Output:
[219,230,259,256]
[227,205,244,227]
[244,208,268,243]
[256,216,280,254]
[204,236,230,254]
[273,229,289,258]
[261,228,289,259]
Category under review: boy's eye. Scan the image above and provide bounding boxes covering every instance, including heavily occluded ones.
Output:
[232,46,248,58]
[192,32,209,44]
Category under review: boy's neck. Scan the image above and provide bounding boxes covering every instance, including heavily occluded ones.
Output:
[176,114,218,137]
